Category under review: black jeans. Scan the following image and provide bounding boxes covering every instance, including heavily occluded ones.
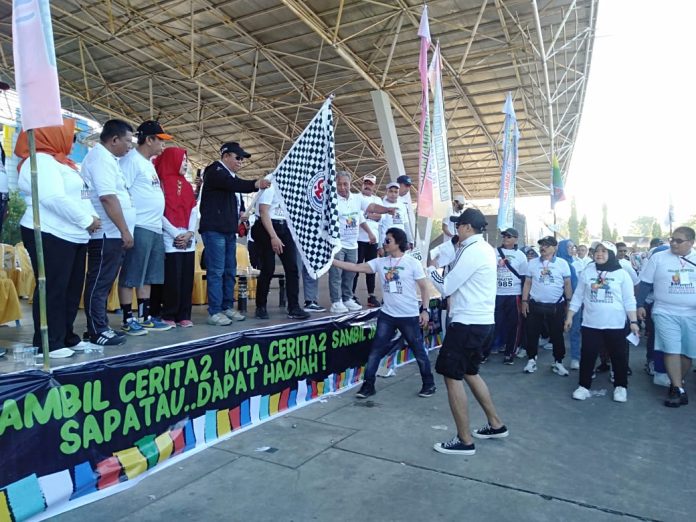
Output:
[21,226,87,350]
[525,300,566,362]
[252,220,300,310]
[353,240,378,294]
[83,236,124,337]
[160,251,195,322]
[579,326,629,388]
[491,294,521,357]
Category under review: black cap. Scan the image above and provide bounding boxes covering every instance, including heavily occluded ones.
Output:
[501,227,519,238]
[450,208,487,230]
[396,175,412,186]
[537,236,558,247]
[220,142,251,158]
[136,120,172,140]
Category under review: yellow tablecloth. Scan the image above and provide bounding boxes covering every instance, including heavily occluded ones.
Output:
[0,274,22,324]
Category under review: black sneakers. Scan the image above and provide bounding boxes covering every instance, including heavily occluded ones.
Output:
[303,301,325,312]
[665,386,689,408]
[288,308,311,320]
[367,295,381,308]
[503,355,515,365]
[472,424,509,439]
[356,382,375,399]
[91,329,126,346]
[418,385,436,398]
[433,435,475,455]
[255,306,269,320]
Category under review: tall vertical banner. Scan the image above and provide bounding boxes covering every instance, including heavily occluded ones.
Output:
[12,0,63,129]
[272,97,340,279]
[416,6,433,219]
[497,92,520,231]
[550,154,565,208]
[428,42,452,219]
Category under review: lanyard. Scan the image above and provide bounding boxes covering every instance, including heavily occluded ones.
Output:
[597,270,607,285]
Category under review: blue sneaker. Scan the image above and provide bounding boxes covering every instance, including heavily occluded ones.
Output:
[122,318,148,336]
[141,317,174,331]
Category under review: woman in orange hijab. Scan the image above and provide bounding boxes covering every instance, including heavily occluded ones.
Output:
[15,118,100,358]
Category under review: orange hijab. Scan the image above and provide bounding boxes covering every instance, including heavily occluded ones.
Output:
[14,117,78,172]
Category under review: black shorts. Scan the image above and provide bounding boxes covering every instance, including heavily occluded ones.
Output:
[435,323,494,379]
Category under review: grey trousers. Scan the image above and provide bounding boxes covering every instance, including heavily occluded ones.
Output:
[329,247,357,303]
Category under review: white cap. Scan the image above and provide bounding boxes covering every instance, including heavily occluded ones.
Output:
[453,194,465,204]
[598,241,617,255]
[363,174,377,184]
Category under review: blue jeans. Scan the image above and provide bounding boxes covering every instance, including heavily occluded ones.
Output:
[570,307,582,360]
[364,311,434,387]
[201,231,237,315]
[297,249,318,302]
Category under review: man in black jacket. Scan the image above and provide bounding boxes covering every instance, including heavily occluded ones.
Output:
[199,142,270,325]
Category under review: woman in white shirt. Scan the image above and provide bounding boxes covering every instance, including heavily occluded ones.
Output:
[565,241,639,403]
[152,147,197,327]
[15,119,100,357]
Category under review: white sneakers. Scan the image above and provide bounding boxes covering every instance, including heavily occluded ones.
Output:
[223,308,246,321]
[330,301,349,313]
[207,312,232,326]
[570,359,580,370]
[523,358,537,373]
[516,348,527,359]
[572,386,591,400]
[653,372,671,387]
[613,386,627,402]
[552,362,570,376]
[343,299,362,312]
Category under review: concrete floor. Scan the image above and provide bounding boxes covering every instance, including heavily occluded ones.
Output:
[48,345,695,522]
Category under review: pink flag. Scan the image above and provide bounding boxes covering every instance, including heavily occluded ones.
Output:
[12,0,63,130]
[417,6,434,218]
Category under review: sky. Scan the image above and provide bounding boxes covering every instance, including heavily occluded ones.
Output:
[553,0,694,234]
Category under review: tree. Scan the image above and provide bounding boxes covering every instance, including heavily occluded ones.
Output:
[682,214,696,229]
[601,204,611,240]
[568,197,579,243]
[0,191,26,246]
[611,227,619,242]
[629,215,658,236]
[578,215,589,244]
[651,222,662,239]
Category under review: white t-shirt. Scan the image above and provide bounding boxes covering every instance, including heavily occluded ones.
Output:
[81,143,136,239]
[572,259,586,276]
[119,148,165,233]
[444,209,462,239]
[358,193,381,242]
[495,247,528,295]
[640,249,696,316]
[368,254,425,317]
[257,185,285,220]
[569,265,637,329]
[379,198,412,244]
[526,256,571,303]
[619,258,639,285]
[337,192,364,250]
[18,153,97,243]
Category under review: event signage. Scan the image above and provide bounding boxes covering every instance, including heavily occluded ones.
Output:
[0,308,443,520]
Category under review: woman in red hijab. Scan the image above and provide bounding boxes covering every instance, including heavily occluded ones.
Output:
[153,147,197,327]
[15,118,101,357]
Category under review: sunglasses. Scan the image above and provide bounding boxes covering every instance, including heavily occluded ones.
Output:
[235,156,245,161]
[669,237,691,244]
[501,234,514,239]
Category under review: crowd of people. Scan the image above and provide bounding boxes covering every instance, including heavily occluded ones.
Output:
[2,116,694,443]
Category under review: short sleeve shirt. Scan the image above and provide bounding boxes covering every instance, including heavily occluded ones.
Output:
[119,149,165,233]
[81,143,136,239]
[640,249,696,316]
[526,256,570,303]
[337,192,364,250]
[496,248,528,295]
[257,185,285,220]
[368,254,425,317]
[358,193,381,242]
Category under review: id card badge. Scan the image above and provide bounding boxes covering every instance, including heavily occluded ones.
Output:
[596,289,606,301]
[388,281,398,294]
[680,270,691,285]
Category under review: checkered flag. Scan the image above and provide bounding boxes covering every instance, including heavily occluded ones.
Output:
[272,97,340,279]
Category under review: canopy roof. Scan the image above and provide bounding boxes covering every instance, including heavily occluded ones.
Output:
[0,0,597,198]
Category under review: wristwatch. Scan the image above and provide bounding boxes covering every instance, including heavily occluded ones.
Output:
[629,320,639,325]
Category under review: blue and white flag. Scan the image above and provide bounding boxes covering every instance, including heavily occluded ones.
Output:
[272,97,340,279]
[497,92,519,231]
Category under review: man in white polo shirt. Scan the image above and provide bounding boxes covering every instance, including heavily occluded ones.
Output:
[329,171,394,314]
[520,236,573,376]
[378,182,413,250]
[442,194,465,243]
[352,174,382,308]
[82,119,135,347]
[252,184,310,321]
[118,121,174,335]
[637,226,696,408]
